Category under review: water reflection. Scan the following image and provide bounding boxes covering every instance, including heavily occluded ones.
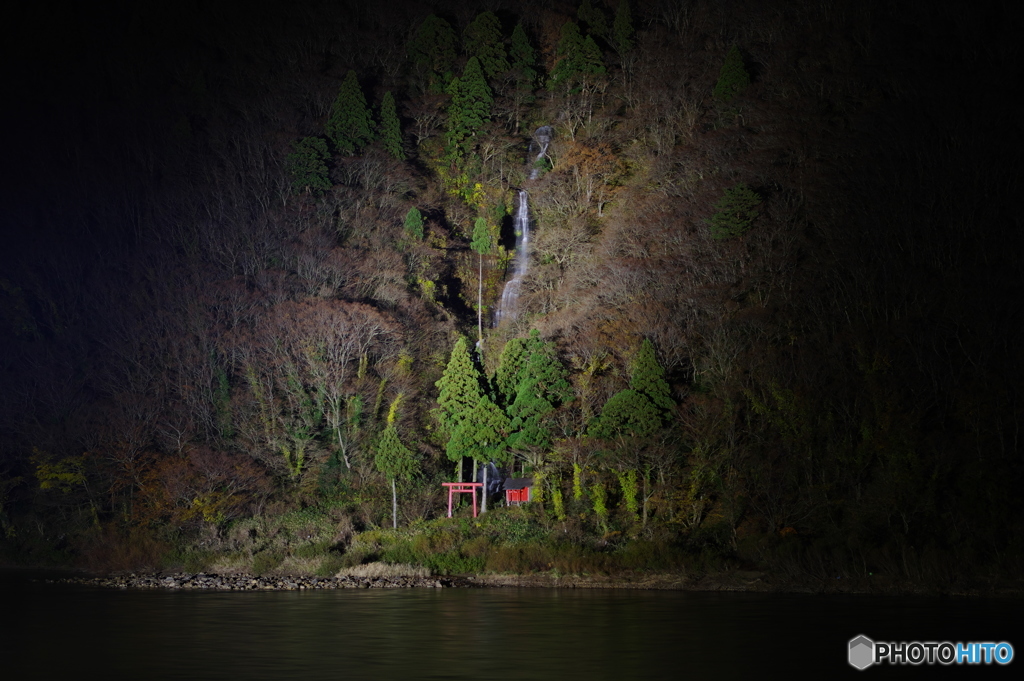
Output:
[4,579,1020,680]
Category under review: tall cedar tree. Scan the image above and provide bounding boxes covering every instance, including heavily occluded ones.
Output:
[446,57,493,156]
[434,337,485,439]
[496,330,573,452]
[375,396,418,528]
[630,338,674,414]
[327,70,374,154]
[378,91,404,160]
[577,0,609,37]
[434,337,509,469]
[588,339,673,440]
[471,217,492,341]
[286,136,331,195]
[463,11,509,79]
[447,397,510,468]
[713,44,751,103]
[408,14,457,90]
[509,22,538,86]
[548,22,605,92]
[613,0,634,54]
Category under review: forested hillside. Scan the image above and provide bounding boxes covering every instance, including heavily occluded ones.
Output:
[2,0,1021,585]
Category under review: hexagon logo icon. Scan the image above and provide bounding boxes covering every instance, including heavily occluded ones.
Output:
[849,635,874,670]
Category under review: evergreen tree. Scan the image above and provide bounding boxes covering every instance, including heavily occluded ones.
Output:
[408,14,458,90]
[327,70,374,154]
[709,183,761,239]
[471,217,492,341]
[434,337,510,478]
[286,136,332,195]
[374,396,419,529]
[509,22,538,86]
[404,207,424,240]
[577,0,609,37]
[581,35,605,74]
[378,91,404,160]
[434,337,485,440]
[505,22,538,133]
[446,57,493,156]
[612,0,635,54]
[589,339,674,440]
[630,338,674,414]
[463,11,509,79]
[587,389,661,440]
[548,22,605,92]
[447,396,511,465]
[497,330,573,452]
[713,44,751,103]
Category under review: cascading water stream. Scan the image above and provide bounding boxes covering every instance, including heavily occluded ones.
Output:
[494,126,552,326]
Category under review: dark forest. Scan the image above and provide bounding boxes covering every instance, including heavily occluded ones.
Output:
[1,0,1021,589]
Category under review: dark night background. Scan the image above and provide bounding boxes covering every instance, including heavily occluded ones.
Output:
[1,0,1022,589]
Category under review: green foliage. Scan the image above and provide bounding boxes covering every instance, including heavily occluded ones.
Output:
[33,452,87,493]
[463,12,509,79]
[404,207,424,240]
[588,389,661,440]
[470,217,491,255]
[378,91,404,160]
[408,15,458,89]
[588,339,673,440]
[713,45,750,103]
[577,0,609,37]
[549,22,606,92]
[435,338,511,466]
[447,397,511,464]
[434,337,485,442]
[709,183,761,239]
[630,338,675,414]
[616,469,639,519]
[551,486,566,521]
[572,463,585,501]
[612,0,635,54]
[496,330,573,452]
[591,480,609,520]
[286,136,332,195]
[446,57,493,157]
[252,550,284,575]
[327,70,374,154]
[374,425,418,481]
[509,23,538,87]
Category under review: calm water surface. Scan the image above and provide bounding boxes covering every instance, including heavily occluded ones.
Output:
[3,574,1020,680]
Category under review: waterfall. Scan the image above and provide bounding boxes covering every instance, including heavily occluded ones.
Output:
[494,126,552,326]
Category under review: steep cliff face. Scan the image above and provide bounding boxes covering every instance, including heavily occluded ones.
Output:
[1,0,1020,580]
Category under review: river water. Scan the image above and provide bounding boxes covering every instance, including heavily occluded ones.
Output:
[3,575,1019,679]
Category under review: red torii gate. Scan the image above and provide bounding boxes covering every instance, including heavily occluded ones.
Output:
[442,482,483,518]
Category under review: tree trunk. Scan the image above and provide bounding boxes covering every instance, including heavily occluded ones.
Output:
[391,477,397,529]
[477,253,483,342]
[482,462,488,514]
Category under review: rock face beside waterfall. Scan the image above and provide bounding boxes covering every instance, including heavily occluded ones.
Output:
[495,126,552,326]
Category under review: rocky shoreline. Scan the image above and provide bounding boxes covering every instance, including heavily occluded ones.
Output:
[44,572,470,591]
[30,570,1024,597]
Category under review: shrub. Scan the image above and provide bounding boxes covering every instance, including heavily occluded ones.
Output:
[252,551,284,575]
